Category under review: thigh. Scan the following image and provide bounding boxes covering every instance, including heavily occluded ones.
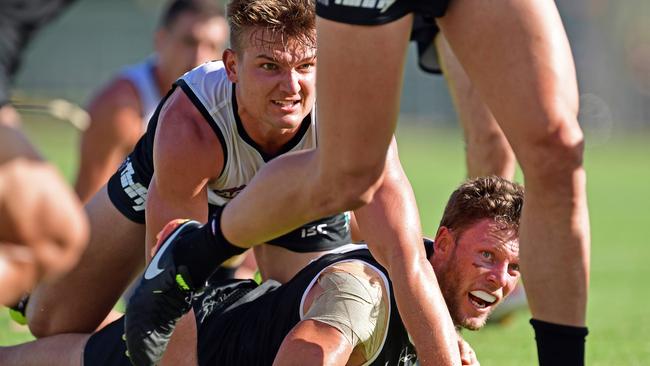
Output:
[437,0,581,157]
[314,16,412,177]
[28,186,146,335]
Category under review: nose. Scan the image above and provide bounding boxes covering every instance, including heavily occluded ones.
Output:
[279,70,301,95]
[486,263,509,289]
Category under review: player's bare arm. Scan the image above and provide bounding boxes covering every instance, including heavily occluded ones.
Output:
[75,78,144,203]
[145,87,223,256]
[354,138,459,365]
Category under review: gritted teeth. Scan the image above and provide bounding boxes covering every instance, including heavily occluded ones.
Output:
[470,290,497,304]
[272,100,299,106]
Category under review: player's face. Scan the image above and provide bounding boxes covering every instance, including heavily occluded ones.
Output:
[434,219,520,330]
[225,28,316,133]
[157,12,228,80]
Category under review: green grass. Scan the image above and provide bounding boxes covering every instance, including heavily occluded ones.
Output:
[2,117,649,365]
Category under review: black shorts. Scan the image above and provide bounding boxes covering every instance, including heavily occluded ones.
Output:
[316,0,451,26]
[411,14,442,74]
[0,0,76,105]
[193,279,283,366]
[107,155,151,224]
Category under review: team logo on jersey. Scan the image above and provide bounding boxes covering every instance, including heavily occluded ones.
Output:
[213,184,247,199]
[317,0,396,13]
[119,157,147,211]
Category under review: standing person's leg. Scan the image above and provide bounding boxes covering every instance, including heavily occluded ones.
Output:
[27,186,145,337]
[437,0,590,362]
[435,34,516,179]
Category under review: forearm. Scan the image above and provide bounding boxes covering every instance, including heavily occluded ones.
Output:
[354,143,460,365]
[144,177,208,259]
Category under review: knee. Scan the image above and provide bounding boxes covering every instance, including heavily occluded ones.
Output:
[27,303,60,338]
[38,203,90,282]
[519,115,585,183]
[317,160,386,214]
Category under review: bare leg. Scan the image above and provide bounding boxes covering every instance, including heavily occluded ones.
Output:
[0,334,88,366]
[435,34,516,179]
[437,0,589,326]
[27,186,145,337]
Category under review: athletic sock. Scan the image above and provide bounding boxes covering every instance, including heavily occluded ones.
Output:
[173,205,246,288]
[530,318,589,366]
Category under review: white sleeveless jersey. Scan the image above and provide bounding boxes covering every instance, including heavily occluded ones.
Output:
[177,61,317,206]
[119,55,162,127]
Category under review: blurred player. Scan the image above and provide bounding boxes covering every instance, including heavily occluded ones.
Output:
[74,0,228,202]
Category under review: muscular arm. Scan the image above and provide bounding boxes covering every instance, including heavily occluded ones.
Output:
[273,319,353,366]
[145,87,222,256]
[75,79,145,203]
[144,88,222,361]
[274,261,386,366]
[353,139,460,365]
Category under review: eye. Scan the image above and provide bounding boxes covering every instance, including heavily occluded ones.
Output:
[261,63,278,71]
[297,63,314,72]
[508,263,520,273]
[480,251,493,260]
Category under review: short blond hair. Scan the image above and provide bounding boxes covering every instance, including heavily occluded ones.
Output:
[226,0,316,52]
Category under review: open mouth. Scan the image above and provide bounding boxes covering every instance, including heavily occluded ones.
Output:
[272,100,300,107]
[468,290,497,309]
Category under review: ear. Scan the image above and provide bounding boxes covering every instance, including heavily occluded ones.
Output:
[434,226,455,258]
[223,49,238,83]
[154,29,166,53]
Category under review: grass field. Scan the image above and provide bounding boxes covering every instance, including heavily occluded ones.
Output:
[2,116,649,365]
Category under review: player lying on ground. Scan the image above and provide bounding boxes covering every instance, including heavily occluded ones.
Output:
[0,176,521,366]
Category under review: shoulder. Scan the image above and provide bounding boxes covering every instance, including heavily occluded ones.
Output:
[176,61,230,108]
[180,60,227,84]
[153,88,223,179]
[87,77,142,118]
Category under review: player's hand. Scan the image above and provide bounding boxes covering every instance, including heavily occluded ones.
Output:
[458,336,480,366]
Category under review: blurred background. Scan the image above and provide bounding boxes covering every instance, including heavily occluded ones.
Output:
[12,0,650,133]
[2,0,649,365]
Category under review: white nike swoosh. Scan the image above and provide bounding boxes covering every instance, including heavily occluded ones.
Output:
[144,223,188,280]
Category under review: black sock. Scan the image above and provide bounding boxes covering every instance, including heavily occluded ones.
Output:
[530,318,589,366]
[173,205,246,288]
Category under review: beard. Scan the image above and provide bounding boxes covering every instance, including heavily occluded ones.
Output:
[436,259,490,331]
